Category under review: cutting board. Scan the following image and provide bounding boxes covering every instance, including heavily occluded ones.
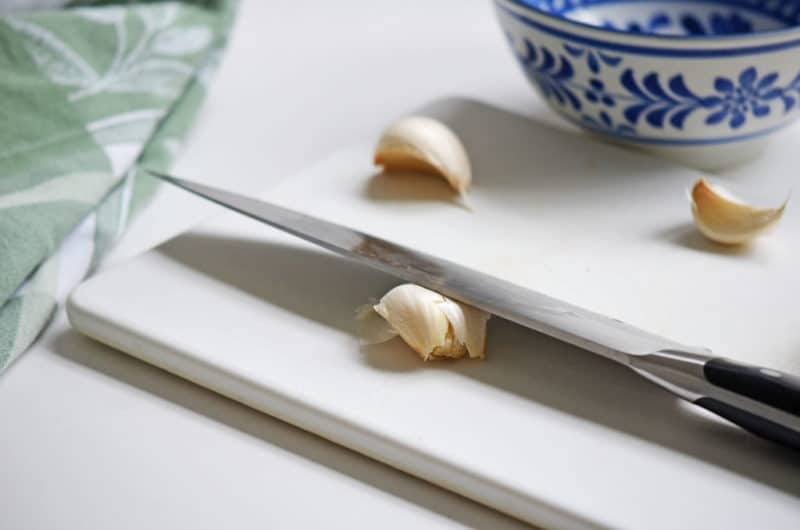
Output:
[67,99,800,529]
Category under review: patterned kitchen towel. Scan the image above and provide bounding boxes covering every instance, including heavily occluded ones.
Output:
[0,0,237,373]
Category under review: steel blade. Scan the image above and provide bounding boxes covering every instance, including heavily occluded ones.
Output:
[151,171,692,363]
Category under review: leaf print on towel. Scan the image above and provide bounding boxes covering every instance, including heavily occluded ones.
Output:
[8,5,212,102]
[0,0,237,375]
[136,3,180,32]
[76,9,126,25]
[151,26,212,56]
[104,58,194,97]
[4,17,99,89]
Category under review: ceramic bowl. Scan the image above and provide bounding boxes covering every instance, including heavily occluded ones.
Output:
[494,0,800,168]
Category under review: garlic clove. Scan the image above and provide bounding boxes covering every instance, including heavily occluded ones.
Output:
[372,284,452,361]
[690,178,787,245]
[364,283,490,361]
[374,116,472,197]
[436,299,490,359]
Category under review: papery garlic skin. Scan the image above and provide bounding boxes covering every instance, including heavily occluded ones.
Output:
[690,178,787,245]
[356,304,398,346]
[374,116,472,196]
[365,284,489,361]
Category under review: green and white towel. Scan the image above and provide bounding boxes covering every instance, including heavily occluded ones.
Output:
[0,0,236,373]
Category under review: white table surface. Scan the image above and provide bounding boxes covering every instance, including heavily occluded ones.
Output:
[4,1,796,528]
[1,2,543,529]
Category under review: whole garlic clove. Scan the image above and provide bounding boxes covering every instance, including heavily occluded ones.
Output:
[363,283,490,361]
[374,116,472,197]
[690,178,787,245]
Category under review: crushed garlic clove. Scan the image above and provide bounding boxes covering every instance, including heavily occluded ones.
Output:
[436,299,489,359]
[690,178,787,245]
[374,116,472,197]
[360,283,490,361]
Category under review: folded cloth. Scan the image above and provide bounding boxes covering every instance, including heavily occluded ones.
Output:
[0,0,237,373]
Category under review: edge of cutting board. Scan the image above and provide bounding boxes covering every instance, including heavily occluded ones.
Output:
[67,277,596,530]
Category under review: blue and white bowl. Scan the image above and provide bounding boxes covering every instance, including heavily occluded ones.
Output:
[495,0,800,168]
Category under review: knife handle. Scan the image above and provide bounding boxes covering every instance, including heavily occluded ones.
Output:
[695,358,800,449]
[629,352,800,450]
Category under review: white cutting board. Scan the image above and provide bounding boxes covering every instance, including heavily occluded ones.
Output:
[68,99,800,529]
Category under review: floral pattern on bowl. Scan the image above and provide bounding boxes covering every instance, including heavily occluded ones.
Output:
[495,0,800,168]
[604,11,754,36]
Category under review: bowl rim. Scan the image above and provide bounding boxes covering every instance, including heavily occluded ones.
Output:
[501,0,800,42]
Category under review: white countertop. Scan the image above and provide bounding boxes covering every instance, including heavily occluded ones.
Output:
[0,2,542,529]
[6,1,798,528]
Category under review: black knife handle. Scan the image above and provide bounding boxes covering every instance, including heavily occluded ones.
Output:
[695,357,800,449]
[629,352,800,450]
[703,358,800,416]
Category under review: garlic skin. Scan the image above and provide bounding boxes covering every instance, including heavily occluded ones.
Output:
[363,284,489,361]
[356,304,398,346]
[374,116,472,196]
[690,178,787,245]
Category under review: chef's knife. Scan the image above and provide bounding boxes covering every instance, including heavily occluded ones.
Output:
[150,171,800,450]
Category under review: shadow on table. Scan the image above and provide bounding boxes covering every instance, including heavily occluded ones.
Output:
[51,327,535,530]
[153,233,800,498]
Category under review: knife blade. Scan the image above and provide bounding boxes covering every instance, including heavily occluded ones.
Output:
[149,170,800,450]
